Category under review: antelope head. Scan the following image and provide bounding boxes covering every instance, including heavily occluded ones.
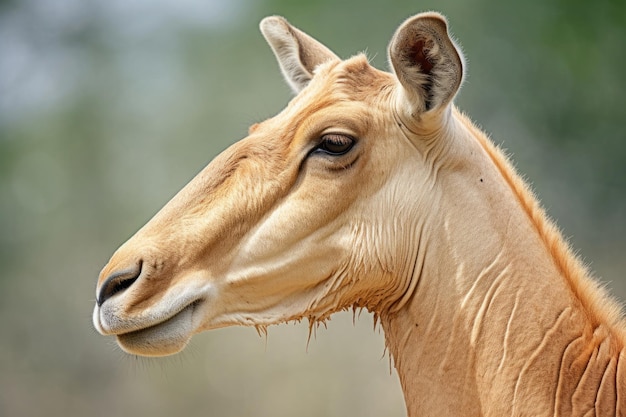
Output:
[93,12,465,356]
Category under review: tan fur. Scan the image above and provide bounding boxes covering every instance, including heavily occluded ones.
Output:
[92,12,625,415]
[457,109,626,339]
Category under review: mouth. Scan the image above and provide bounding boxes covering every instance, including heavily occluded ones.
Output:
[114,300,201,357]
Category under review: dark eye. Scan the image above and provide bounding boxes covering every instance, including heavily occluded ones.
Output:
[315,134,356,156]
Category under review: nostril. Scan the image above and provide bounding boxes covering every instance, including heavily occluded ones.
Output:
[97,260,143,307]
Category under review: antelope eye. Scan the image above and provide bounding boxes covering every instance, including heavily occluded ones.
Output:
[315,134,356,156]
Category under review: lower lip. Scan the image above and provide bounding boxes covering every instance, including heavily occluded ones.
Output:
[116,302,196,357]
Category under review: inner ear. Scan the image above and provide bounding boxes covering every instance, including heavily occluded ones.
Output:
[407,37,437,109]
[389,13,464,114]
[411,39,434,75]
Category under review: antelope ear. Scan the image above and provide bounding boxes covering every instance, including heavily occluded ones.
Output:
[388,12,464,115]
[260,16,340,94]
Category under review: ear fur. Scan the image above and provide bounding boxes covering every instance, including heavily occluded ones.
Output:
[389,12,465,115]
[260,16,340,94]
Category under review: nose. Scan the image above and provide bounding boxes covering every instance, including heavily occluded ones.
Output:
[96,260,143,307]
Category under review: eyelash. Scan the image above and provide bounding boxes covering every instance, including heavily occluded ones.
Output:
[313,133,356,156]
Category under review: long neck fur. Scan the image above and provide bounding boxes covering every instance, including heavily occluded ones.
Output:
[380,108,625,417]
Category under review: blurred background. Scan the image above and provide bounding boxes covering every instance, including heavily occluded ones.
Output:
[0,0,624,416]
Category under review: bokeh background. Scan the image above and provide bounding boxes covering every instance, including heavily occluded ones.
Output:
[1,0,624,416]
